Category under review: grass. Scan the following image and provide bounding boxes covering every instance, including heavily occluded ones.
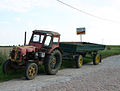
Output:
[0,45,120,82]
[99,45,120,58]
[0,52,7,65]
[0,67,24,82]
[0,47,12,55]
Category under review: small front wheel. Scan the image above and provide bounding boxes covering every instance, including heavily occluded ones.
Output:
[75,55,83,68]
[93,54,101,65]
[24,63,38,80]
[2,59,15,74]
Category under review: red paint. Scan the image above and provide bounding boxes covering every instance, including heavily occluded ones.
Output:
[10,30,61,63]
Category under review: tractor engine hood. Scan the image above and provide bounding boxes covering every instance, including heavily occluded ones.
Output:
[13,46,36,55]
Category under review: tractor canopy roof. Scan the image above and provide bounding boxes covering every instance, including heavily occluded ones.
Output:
[33,30,60,36]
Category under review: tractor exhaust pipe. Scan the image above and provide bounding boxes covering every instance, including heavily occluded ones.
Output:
[24,31,26,46]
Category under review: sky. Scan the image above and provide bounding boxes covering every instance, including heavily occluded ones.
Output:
[0,0,120,46]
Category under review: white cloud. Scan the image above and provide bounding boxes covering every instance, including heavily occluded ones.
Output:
[0,21,9,24]
[65,0,120,45]
[0,0,52,12]
[27,21,58,31]
[0,0,120,45]
[15,17,21,22]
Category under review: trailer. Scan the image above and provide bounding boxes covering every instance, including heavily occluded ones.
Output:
[2,30,105,80]
[60,42,105,68]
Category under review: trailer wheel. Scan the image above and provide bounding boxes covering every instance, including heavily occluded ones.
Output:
[2,59,15,74]
[100,54,102,63]
[75,55,83,68]
[44,50,62,75]
[25,63,38,80]
[93,54,101,65]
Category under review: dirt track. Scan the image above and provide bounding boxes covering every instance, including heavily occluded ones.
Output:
[0,55,120,91]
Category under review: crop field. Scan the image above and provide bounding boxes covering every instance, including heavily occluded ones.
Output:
[0,47,12,55]
[0,45,120,82]
[0,47,12,65]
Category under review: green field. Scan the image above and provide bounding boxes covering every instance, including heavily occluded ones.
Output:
[0,45,120,82]
[0,47,12,65]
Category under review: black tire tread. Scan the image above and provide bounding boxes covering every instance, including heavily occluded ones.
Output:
[75,55,83,68]
[24,63,38,80]
[44,50,62,75]
[2,59,15,74]
[93,54,101,65]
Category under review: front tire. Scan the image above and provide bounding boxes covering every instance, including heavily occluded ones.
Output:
[44,50,62,75]
[2,59,15,74]
[24,63,38,80]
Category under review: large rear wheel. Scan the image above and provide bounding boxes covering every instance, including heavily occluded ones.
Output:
[44,50,62,75]
[2,59,15,74]
[24,63,38,80]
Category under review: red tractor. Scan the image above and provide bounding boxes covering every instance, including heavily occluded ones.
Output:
[3,30,62,80]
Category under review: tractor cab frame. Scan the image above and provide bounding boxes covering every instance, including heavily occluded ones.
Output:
[29,30,60,53]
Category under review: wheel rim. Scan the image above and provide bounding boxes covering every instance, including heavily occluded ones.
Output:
[50,56,56,69]
[96,55,100,64]
[28,65,36,77]
[79,56,82,67]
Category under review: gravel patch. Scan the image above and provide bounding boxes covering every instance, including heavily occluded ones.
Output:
[0,55,120,91]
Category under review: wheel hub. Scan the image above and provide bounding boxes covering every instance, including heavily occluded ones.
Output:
[79,58,82,66]
[50,57,56,69]
[28,66,36,77]
[96,56,100,64]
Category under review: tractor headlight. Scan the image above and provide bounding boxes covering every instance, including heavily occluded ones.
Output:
[22,54,26,57]
[39,52,45,58]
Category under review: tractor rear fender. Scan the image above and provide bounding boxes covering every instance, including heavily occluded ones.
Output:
[48,47,63,54]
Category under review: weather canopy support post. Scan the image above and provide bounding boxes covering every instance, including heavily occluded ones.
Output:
[76,27,86,42]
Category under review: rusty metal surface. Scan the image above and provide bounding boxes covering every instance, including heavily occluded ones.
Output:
[33,30,60,36]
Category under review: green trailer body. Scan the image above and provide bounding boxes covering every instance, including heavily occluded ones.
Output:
[60,42,105,53]
[59,42,105,67]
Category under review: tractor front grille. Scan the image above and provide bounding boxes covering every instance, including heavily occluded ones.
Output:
[10,50,21,61]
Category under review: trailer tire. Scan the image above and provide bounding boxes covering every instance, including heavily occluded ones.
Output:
[25,63,38,80]
[44,50,62,75]
[75,55,83,68]
[100,54,102,63]
[2,59,15,74]
[93,54,101,65]
[82,53,86,57]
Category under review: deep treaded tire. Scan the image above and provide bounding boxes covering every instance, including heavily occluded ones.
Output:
[93,54,101,65]
[25,63,38,80]
[2,59,15,74]
[44,50,62,75]
[75,55,83,68]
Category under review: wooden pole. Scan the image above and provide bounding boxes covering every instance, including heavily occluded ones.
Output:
[80,35,82,42]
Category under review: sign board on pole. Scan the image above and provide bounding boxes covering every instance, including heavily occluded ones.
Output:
[76,28,86,35]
